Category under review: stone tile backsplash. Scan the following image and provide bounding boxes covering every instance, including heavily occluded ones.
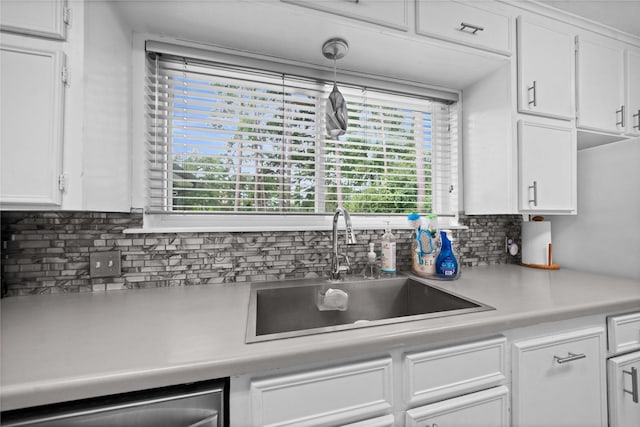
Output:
[1,211,521,297]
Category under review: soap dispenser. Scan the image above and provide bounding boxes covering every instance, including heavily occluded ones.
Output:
[361,242,380,279]
[380,221,396,277]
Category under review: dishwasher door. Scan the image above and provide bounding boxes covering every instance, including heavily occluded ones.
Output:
[1,379,226,427]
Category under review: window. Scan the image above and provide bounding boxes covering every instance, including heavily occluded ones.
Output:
[145,44,459,226]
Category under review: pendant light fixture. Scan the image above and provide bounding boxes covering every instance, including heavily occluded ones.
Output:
[322,37,349,139]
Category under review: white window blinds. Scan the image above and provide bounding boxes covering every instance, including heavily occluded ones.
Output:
[146,51,458,216]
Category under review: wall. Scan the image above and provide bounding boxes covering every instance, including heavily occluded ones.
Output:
[82,0,132,212]
[550,137,640,279]
[1,211,521,297]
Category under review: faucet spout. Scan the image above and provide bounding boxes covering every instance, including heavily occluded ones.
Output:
[330,207,356,281]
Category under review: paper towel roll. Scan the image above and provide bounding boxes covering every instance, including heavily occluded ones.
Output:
[522,221,552,266]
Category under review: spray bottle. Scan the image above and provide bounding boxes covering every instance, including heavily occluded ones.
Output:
[436,229,459,279]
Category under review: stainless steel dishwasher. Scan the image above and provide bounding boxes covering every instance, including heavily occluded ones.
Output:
[0,379,227,427]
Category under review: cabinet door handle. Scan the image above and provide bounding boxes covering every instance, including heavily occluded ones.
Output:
[633,110,639,130]
[528,181,537,207]
[616,105,625,128]
[554,352,586,364]
[623,367,639,403]
[459,22,484,34]
[528,81,537,107]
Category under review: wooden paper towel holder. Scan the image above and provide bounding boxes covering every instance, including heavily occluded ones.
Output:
[520,243,560,270]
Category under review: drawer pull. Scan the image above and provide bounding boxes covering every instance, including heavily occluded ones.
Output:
[459,22,484,34]
[527,81,537,107]
[633,110,639,130]
[528,180,537,207]
[623,367,638,403]
[554,352,586,364]
[616,105,625,128]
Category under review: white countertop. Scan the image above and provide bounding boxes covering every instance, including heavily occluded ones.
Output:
[2,264,639,411]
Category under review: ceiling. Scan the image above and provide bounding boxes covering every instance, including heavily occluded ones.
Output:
[538,1,640,37]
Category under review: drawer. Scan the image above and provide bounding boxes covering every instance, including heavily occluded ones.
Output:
[282,0,409,31]
[608,312,640,354]
[405,386,509,427]
[512,327,607,427]
[416,0,511,55]
[340,414,395,427]
[250,357,392,427]
[403,336,507,406]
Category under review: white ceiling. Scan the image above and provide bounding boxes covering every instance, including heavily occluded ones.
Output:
[538,0,640,37]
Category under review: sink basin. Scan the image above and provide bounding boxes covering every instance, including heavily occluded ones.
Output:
[246,274,494,343]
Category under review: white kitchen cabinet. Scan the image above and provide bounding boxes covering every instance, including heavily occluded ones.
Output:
[625,49,640,136]
[607,311,640,427]
[1,36,66,207]
[608,312,640,355]
[0,0,68,40]
[518,119,576,214]
[249,357,392,426]
[405,385,509,427]
[576,35,625,134]
[608,350,640,427]
[403,336,507,406]
[517,16,574,120]
[512,327,607,427]
[281,0,409,31]
[416,0,511,55]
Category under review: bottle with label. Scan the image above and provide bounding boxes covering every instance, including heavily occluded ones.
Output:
[435,229,459,279]
[423,214,438,275]
[380,221,396,277]
[407,213,436,277]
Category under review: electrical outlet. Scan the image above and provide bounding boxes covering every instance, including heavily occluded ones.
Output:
[90,251,122,278]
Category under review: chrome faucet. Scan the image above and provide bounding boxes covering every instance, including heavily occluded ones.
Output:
[330,207,357,281]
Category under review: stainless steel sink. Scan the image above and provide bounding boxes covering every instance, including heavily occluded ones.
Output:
[246,274,494,343]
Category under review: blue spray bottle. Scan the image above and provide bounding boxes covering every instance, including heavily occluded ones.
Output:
[436,230,459,279]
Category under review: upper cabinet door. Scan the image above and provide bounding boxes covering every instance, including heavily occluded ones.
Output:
[416,0,511,55]
[626,49,640,136]
[1,39,66,207]
[517,17,574,120]
[576,36,625,134]
[0,0,68,40]
[518,119,576,214]
[282,0,409,31]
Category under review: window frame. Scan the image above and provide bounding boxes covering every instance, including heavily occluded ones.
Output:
[131,37,464,232]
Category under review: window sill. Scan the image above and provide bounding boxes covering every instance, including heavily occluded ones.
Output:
[123,213,467,234]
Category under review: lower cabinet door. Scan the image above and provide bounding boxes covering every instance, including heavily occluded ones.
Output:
[608,351,640,427]
[405,386,509,427]
[512,327,607,427]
